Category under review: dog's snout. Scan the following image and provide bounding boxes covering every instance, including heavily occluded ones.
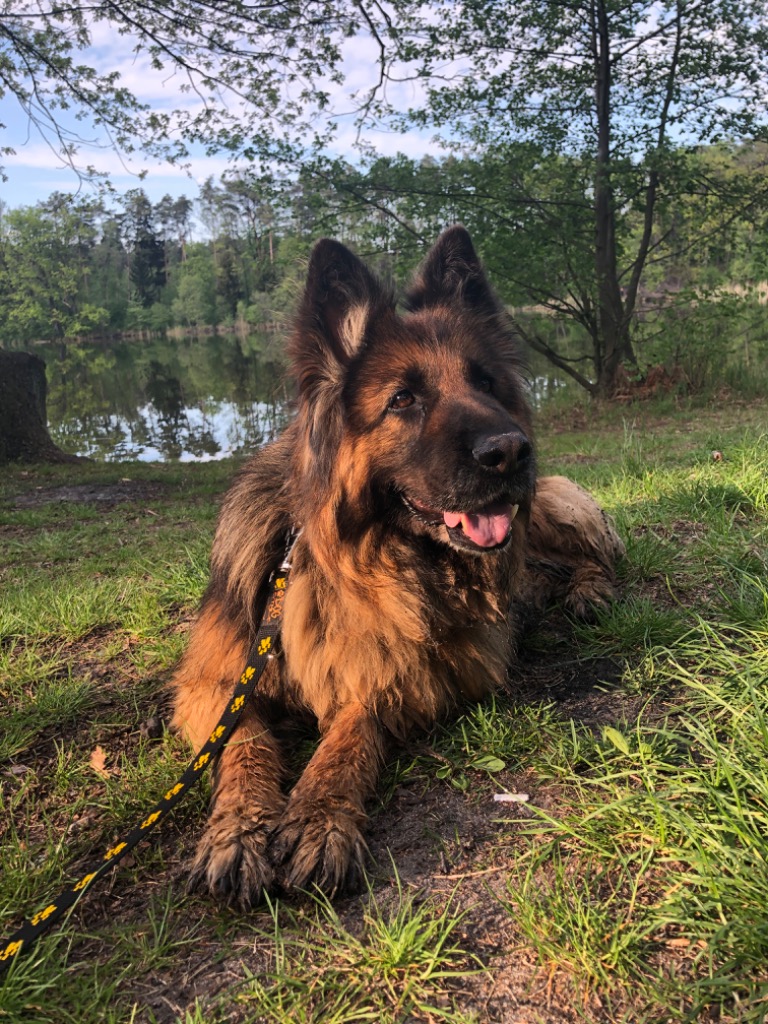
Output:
[473,431,532,473]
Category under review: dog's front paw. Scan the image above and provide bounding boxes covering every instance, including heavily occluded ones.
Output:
[565,565,619,619]
[271,798,368,896]
[188,807,279,909]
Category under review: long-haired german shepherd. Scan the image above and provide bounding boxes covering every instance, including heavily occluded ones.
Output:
[172,226,624,907]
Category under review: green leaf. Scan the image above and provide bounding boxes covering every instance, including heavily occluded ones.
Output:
[603,727,631,756]
[472,754,506,773]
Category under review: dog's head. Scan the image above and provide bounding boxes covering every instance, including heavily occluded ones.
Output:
[289,226,535,555]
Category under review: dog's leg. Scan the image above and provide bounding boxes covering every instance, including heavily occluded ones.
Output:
[526,475,625,616]
[271,701,385,895]
[172,603,286,908]
[187,701,284,908]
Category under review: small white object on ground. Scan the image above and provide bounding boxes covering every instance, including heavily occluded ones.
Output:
[493,792,530,803]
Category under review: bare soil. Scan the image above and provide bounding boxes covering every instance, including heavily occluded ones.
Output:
[11,481,169,507]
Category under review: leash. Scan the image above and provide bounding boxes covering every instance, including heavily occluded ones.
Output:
[0,529,299,973]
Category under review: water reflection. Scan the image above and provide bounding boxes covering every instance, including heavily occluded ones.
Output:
[53,398,286,462]
[527,373,568,407]
[41,332,291,462]
[39,332,569,463]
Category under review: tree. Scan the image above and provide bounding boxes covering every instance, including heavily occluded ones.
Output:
[0,351,82,463]
[120,190,166,308]
[0,197,110,342]
[0,1,382,182]
[154,193,193,275]
[89,214,130,328]
[171,244,218,328]
[365,1,768,394]
[221,174,280,294]
[306,137,768,393]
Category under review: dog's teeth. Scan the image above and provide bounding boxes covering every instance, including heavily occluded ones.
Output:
[510,504,519,521]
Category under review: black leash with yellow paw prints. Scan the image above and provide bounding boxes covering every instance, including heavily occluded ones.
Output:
[0,530,299,974]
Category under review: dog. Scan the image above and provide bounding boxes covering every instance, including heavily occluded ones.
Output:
[171,226,624,907]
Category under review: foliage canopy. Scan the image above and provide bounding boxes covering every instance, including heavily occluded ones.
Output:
[3,1,768,394]
[0,0,367,177]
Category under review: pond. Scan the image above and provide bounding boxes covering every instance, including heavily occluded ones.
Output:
[37,332,569,463]
[40,332,290,462]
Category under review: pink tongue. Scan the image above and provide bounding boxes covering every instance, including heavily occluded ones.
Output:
[444,503,513,547]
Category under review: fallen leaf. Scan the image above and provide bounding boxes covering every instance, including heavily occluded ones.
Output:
[89,745,111,779]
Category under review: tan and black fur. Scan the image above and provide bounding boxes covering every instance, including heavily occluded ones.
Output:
[172,226,624,906]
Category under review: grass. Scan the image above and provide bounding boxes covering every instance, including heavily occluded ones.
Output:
[502,613,768,1018]
[234,884,481,1023]
[1,396,768,1022]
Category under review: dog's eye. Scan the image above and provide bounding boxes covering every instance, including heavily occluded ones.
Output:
[477,375,493,393]
[389,389,415,411]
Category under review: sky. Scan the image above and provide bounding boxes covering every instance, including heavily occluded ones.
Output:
[0,16,438,210]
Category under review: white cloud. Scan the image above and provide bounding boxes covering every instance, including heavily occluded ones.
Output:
[3,141,235,182]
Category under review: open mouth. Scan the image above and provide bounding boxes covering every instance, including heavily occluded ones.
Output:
[405,496,520,550]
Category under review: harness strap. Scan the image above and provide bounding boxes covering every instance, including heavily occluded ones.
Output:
[0,535,297,972]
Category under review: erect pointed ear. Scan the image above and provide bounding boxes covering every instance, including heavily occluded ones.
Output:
[405,225,501,315]
[289,238,392,397]
[289,239,393,493]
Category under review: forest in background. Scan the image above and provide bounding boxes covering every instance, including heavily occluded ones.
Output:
[3,141,768,398]
[4,1,768,400]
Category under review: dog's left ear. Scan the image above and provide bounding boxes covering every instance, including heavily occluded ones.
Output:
[406,225,501,316]
[289,239,393,492]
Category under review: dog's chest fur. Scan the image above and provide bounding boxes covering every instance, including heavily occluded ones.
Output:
[279,523,524,732]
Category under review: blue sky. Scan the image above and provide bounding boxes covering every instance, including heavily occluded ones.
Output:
[0,111,238,209]
[0,19,437,211]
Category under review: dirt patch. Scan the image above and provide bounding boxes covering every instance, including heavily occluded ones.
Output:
[11,480,168,508]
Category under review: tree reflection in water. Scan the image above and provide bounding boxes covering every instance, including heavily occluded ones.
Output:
[40,332,290,462]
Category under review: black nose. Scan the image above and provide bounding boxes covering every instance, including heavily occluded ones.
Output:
[473,431,532,473]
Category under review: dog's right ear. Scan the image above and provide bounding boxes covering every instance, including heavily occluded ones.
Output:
[289,239,391,398]
[406,225,501,317]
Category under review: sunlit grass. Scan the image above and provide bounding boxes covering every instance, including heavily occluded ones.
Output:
[499,610,768,1019]
[235,883,482,1024]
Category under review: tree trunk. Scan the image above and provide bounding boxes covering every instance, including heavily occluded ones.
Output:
[593,1,637,397]
[0,350,84,464]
